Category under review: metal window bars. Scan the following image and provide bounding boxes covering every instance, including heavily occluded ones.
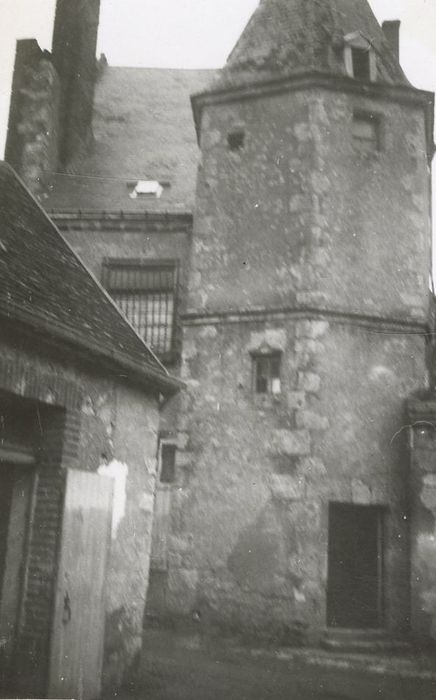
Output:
[102,259,179,357]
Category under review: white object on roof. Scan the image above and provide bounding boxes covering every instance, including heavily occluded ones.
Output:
[130,180,163,198]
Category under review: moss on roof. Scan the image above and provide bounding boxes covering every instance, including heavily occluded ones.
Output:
[211,0,409,91]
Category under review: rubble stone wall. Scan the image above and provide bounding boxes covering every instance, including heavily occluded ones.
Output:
[161,317,426,641]
[188,88,430,322]
[408,397,436,642]
[5,41,61,196]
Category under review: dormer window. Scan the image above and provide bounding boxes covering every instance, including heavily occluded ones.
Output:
[344,32,377,82]
[351,48,370,80]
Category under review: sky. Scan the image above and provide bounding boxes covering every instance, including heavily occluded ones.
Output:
[0,0,435,155]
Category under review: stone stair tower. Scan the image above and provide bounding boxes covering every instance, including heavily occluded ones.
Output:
[168,0,435,642]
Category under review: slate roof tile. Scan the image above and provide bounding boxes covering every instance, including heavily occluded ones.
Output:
[211,0,409,91]
[0,161,180,394]
[44,67,215,213]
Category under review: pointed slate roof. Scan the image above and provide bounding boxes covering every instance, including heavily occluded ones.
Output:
[0,162,180,395]
[211,0,409,91]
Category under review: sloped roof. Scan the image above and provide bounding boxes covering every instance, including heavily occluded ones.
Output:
[0,162,180,395]
[44,66,215,213]
[211,0,409,91]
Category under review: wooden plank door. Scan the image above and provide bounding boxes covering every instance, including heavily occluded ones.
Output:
[48,470,113,700]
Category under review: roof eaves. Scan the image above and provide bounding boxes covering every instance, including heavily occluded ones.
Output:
[49,209,194,231]
[0,299,183,397]
[191,71,435,159]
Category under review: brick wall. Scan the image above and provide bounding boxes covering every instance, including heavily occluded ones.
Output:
[0,333,160,695]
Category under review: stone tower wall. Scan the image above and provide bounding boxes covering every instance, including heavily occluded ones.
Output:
[163,317,426,640]
[188,88,431,322]
[168,81,432,639]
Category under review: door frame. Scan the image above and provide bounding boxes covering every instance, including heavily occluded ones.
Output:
[47,469,113,700]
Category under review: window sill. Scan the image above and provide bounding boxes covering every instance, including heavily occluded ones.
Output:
[253,393,282,409]
[351,147,383,161]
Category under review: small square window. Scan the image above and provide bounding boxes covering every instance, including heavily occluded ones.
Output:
[253,354,281,395]
[227,130,245,151]
[352,112,380,152]
[351,48,371,80]
[160,443,176,484]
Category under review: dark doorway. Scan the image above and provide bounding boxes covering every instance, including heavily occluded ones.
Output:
[0,464,34,667]
[327,503,384,629]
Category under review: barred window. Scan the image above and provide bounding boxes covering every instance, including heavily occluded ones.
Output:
[102,260,178,355]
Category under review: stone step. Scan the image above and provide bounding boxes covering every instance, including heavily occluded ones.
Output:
[321,629,412,654]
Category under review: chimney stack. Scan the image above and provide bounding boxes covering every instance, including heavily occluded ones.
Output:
[382,20,401,61]
[51,0,101,165]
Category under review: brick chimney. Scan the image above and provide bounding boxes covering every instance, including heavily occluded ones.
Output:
[51,0,101,165]
[382,20,400,61]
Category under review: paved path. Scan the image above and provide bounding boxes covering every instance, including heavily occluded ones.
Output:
[106,629,436,700]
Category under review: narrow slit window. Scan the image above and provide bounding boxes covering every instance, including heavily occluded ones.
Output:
[253,354,281,395]
[160,444,176,484]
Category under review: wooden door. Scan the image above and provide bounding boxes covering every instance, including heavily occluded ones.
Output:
[327,503,384,629]
[48,470,113,700]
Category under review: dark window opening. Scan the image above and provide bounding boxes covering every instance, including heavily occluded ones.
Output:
[253,353,281,395]
[352,112,380,152]
[227,130,245,151]
[351,48,371,80]
[160,444,176,484]
[102,260,178,356]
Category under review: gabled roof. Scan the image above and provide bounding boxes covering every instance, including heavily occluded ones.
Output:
[0,162,180,395]
[44,66,215,213]
[210,0,409,92]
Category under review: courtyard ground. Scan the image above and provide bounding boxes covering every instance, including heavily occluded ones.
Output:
[106,627,436,700]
